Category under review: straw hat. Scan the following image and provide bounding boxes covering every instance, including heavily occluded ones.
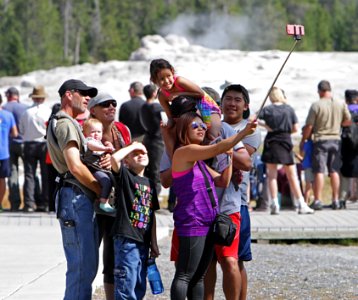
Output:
[29,85,47,98]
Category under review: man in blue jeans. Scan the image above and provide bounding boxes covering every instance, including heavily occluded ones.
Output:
[47,79,100,299]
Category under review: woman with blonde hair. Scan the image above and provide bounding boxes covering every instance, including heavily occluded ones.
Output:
[257,87,314,215]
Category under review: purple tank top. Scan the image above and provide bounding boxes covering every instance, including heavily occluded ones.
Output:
[172,160,218,236]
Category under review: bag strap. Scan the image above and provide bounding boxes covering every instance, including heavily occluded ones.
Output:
[197,161,217,208]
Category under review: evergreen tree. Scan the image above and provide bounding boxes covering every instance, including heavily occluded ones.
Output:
[0,0,357,76]
[0,3,27,75]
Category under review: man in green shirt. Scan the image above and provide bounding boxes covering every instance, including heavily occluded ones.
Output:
[300,80,351,210]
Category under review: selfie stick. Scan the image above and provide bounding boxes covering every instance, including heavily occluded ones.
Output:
[255,25,304,119]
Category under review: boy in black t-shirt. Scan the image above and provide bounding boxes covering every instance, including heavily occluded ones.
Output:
[111,142,160,299]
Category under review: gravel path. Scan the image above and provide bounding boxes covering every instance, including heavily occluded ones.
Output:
[94,237,358,299]
[146,238,358,300]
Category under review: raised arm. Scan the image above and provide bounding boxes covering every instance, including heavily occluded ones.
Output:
[111,142,147,173]
[173,121,257,172]
[175,76,204,98]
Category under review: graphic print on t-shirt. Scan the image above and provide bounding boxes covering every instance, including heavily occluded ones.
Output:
[130,183,153,229]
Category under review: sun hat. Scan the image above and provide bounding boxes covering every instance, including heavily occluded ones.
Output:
[29,85,47,98]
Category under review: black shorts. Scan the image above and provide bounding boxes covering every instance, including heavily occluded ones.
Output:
[262,134,294,165]
[0,158,10,178]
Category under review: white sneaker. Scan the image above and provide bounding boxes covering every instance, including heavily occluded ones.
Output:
[270,204,280,215]
[99,202,116,213]
[298,203,314,214]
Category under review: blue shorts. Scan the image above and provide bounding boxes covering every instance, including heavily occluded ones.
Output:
[0,158,10,178]
[238,205,252,261]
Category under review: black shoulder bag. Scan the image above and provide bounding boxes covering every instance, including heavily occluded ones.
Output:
[197,161,237,246]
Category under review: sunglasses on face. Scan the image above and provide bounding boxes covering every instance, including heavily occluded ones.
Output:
[98,100,117,108]
[191,121,207,131]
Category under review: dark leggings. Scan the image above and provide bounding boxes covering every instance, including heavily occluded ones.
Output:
[171,235,214,300]
[97,214,115,284]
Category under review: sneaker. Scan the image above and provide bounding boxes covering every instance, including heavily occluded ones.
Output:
[23,206,35,213]
[298,203,315,214]
[270,203,280,215]
[35,205,49,212]
[311,200,323,210]
[339,200,346,209]
[99,202,116,213]
[332,200,340,210]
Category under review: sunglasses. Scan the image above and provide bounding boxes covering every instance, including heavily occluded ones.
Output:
[191,121,207,131]
[71,89,88,97]
[98,100,117,108]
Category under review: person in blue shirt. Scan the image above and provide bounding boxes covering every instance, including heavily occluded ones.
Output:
[299,129,314,206]
[0,94,18,211]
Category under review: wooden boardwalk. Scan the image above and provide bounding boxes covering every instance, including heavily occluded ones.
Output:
[251,205,358,240]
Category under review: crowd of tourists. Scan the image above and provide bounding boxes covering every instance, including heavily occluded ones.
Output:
[0,58,357,299]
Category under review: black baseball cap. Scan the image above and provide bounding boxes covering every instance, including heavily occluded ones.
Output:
[221,84,250,119]
[58,79,97,98]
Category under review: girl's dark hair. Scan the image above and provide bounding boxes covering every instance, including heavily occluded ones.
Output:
[149,58,174,83]
[175,111,203,147]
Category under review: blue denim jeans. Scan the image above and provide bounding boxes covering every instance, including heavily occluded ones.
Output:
[114,237,149,300]
[56,186,99,300]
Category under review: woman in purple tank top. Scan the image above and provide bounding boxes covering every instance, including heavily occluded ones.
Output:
[170,111,256,300]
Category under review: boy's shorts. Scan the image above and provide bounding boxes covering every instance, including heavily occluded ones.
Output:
[238,205,252,261]
[0,158,10,178]
[304,168,314,183]
[170,212,241,262]
[214,212,241,262]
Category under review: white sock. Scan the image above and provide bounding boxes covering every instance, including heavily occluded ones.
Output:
[272,198,279,207]
[295,197,306,207]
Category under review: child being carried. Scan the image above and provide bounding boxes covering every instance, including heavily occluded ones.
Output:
[82,118,115,213]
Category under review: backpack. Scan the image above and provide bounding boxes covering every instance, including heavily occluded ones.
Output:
[342,111,358,151]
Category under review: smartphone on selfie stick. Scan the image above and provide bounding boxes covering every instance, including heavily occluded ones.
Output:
[255,24,305,119]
